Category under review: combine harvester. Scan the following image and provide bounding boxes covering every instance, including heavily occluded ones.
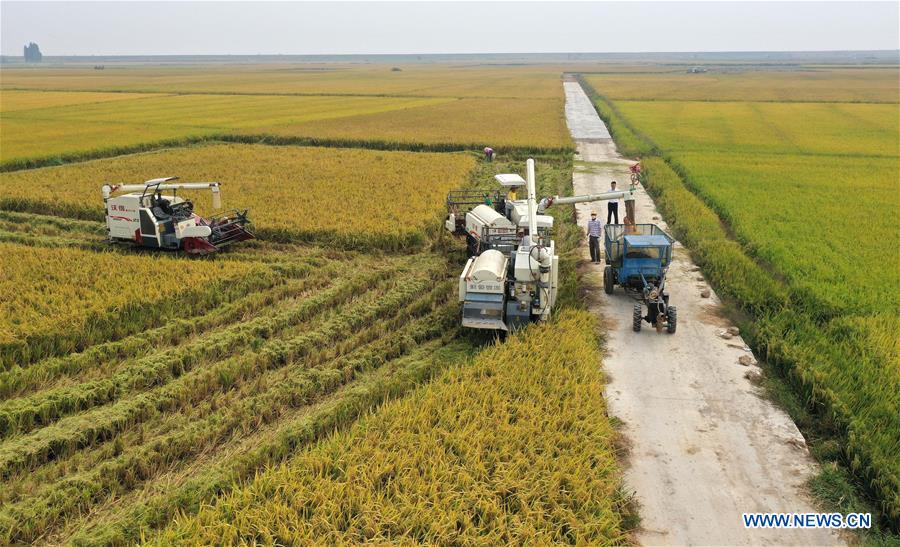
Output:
[101,177,254,255]
[446,158,676,333]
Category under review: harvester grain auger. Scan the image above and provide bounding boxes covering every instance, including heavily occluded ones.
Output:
[101,177,254,255]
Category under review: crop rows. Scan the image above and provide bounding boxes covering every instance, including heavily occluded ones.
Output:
[0,248,464,544]
[0,263,345,437]
[0,241,269,365]
[155,309,628,545]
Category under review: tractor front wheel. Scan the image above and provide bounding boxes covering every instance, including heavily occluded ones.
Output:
[667,306,677,334]
[604,266,614,294]
[633,304,642,332]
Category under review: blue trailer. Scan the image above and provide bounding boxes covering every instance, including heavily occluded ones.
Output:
[603,224,677,333]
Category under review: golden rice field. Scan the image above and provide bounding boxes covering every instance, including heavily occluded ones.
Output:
[0,247,474,544]
[582,70,900,522]
[0,242,255,349]
[0,89,164,112]
[156,309,626,545]
[585,67,900,103]
[0,65,564,98]
[1,92,571,169]
[0,143,476,248]
[0,62,624,544]
[247,97,571,150]
[0,93,450,167]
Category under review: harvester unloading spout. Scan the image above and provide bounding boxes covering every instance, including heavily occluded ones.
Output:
[525,158,538,248]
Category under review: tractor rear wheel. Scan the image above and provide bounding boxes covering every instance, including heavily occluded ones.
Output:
[667,306,677,334]
[633,304,642,332]
[604,266,614,294]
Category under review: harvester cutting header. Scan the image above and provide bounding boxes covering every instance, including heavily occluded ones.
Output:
[102,177,253,255]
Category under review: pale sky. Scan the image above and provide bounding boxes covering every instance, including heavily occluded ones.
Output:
[1,1,898,56]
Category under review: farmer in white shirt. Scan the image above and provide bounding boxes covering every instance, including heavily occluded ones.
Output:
[588,211,602,263]
[607,180,620,224]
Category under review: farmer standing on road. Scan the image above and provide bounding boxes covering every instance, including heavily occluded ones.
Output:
[607,181,620,224]
[588,211,602,264]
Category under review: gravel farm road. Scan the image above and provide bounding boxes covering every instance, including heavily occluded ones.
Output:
[563,80,842,547]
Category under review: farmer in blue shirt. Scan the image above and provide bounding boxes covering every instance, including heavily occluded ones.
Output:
[588,211,602,263]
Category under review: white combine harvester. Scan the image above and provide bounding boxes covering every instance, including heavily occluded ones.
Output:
[446,159,635,331]
[102,177,254,255]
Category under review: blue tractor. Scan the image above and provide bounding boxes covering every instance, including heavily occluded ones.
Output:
[603,224,677,333]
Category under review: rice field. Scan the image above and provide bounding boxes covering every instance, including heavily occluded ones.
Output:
[0,62,626,543]
[246,97,571,150]
[0,65,564,98]
[0,89,164,112]
[1,91,571,169]
[0,247,470,544]
[615,100,899,157]
[584,67,900,103]
[670,151,898,315]
[0,242,257,358]
[155,309,627,545]
[0,93,449,167]
[0,143,476,249]
[610,100,900,317]
[582,69,900,522]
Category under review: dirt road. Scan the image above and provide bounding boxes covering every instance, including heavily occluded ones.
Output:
[563,81,841,546]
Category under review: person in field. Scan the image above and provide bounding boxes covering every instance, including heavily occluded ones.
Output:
[607,181,620,224]
[484,147,494,162]
[588,211,602,264]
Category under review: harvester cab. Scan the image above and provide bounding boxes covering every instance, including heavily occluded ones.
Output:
[102,177,254,255]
